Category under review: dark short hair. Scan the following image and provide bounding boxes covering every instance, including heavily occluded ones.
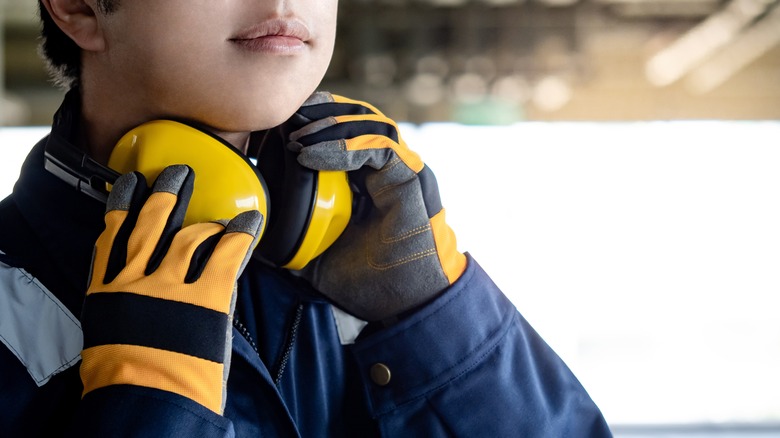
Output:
[37,0,119,89]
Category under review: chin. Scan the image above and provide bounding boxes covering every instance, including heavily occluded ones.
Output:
[185,104,297,135]
[203,87,317,133]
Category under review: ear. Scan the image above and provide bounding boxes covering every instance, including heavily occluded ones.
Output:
[41,0,106,52]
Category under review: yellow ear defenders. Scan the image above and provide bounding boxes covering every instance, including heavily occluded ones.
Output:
[108,119,352,270]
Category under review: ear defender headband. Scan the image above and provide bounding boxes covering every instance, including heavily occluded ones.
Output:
[46,119,352,270]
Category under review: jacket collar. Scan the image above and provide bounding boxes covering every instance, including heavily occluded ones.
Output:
[13,91,107,302]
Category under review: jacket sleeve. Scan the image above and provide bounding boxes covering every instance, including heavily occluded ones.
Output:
[70,385,235,437]
[0,247,236,437]
[350,253,612,437]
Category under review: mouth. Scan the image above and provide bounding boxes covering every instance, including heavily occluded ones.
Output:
[229,18,311,54]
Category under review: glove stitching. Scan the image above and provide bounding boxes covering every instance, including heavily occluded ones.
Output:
[377,157,402,174]
[367,248,437,270]
[372,177,420,203]
[380,223,431,244]
[370,161,413,199]
[372,162,417,193]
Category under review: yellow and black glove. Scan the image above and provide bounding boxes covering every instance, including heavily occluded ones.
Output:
[287,92,467,322]
[80,165,262,414]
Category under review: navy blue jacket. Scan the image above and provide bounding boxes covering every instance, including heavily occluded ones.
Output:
[0,107,611,436]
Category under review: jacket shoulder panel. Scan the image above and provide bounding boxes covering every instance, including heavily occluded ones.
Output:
[0,253,83,386]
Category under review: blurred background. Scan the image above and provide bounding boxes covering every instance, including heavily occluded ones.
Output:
[2,0,780,436]
[2,0,780,124]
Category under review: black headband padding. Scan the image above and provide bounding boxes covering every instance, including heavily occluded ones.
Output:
[254,126,317,267]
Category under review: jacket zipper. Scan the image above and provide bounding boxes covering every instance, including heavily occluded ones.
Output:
[273,302,304,386]
[232,302,305,386]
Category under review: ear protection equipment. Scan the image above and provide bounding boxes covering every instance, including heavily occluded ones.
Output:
[44,118,352,270]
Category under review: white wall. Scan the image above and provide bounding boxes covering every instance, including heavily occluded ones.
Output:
[0,127,47,198]
[406,121,780,425]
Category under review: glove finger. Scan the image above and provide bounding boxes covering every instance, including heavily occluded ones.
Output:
[251,92,375,157]
[127,165,194,276]
[106,171,147,214]
[290,114,398,146]
[151,221,226,284]
[291,93,387,144]
[117,211,260,317]
[97,171,149,286]
[291,115,424,174]
[199,210,263,287]
[297,92,383,119]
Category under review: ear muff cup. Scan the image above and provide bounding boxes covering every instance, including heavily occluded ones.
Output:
[253,125,353,270]
[109,120,270,241]
[108,119,351,270]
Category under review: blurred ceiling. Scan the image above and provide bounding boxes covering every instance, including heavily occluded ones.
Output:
[2,0,779,125]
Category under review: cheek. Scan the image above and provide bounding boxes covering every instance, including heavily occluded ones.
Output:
[109,30,212,98]
[195,28,338,128]
[202,58,328,131]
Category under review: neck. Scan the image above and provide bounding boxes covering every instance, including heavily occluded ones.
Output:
[78,87,251,165]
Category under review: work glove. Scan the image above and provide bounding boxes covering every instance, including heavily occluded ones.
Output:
[80,165,262,414]
[288,92,467,322]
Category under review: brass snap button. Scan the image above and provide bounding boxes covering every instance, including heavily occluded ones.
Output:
[370,363,392,386]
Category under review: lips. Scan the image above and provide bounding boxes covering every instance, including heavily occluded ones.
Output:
[230,18,311,54]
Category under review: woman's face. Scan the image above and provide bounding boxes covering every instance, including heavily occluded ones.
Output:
[89,0,338,132]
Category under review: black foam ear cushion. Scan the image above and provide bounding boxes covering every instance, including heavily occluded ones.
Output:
[253,126,318,267]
